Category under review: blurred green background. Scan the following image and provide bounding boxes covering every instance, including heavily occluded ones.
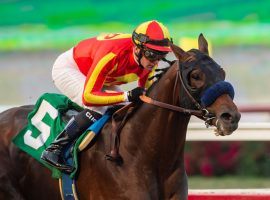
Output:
[1,0,270,189]
[1,0,270,51]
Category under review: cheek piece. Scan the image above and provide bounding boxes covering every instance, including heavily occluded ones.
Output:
[200,81,235,107]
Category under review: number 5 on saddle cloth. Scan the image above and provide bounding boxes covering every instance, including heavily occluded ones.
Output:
[12,93,112,179]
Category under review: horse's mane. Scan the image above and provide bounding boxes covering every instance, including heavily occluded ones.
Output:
[146,59,176,94]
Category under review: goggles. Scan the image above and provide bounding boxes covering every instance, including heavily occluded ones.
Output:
[143,49,167,62]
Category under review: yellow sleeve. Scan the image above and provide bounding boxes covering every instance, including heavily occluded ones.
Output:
[83,53,125,106]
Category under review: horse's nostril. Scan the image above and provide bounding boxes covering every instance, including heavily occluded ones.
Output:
[220,112,241,124]
[220,112,233,122]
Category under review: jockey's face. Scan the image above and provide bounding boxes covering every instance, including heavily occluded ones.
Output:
[140,54,160,71]
[134,47,166,71]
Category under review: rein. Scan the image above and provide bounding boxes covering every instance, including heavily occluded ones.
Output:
[139,95,204,117]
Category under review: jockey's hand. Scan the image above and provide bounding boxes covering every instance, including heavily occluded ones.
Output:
[127,87,145,102]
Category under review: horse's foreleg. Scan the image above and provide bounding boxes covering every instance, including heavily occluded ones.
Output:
[164,168,188,200]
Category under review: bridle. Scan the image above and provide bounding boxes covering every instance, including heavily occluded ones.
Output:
[140,59,216,127]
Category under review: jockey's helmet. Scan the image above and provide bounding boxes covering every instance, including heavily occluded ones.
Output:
[132,20,171,53]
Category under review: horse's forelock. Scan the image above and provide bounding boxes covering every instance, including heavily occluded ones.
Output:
[186,49,222,76]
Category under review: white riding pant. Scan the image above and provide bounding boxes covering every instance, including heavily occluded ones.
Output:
[52,48,125,115]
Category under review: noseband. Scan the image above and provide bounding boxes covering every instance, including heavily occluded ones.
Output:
[140,56,235,127]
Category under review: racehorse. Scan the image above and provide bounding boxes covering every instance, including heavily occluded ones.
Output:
[0,34,240,200]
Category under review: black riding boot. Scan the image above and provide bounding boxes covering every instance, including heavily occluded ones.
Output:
[40,109,102,173]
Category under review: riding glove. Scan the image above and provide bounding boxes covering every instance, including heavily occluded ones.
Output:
[127,87,145,102]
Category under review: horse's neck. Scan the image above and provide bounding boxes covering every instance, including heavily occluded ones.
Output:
[124,65,190,170]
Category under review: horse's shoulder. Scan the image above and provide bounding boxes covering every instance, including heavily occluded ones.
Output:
[0,105,34,140]
[0,105,34,120]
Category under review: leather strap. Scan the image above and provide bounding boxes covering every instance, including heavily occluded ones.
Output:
[106,103,135,164]
[139,95,204,117]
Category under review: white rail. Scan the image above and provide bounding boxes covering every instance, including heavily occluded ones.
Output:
[187,122,270,141]
[189,189,270,195]
[189,189,270,199]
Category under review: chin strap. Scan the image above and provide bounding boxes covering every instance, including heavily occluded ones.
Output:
[135,49,144,69]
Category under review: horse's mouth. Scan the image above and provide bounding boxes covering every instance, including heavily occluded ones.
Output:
[214,119,239,136]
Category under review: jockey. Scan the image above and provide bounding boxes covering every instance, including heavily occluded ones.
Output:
[40,20,172,173]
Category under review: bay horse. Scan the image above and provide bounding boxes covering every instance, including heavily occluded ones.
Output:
[0,34,240,200]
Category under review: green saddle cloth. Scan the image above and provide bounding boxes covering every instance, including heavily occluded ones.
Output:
[12,93,95,178]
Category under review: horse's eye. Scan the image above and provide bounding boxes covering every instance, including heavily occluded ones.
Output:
[191,73,200,80]
[188,70,205,89]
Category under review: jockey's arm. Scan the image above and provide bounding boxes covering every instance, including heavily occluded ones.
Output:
[82,53,127,106]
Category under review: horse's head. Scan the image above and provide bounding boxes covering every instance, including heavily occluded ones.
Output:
[170,34,241,136]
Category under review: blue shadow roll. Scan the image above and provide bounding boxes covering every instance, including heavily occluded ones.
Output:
[200,81,235,107]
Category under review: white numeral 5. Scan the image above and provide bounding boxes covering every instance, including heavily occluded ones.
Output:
[24,100,58,149]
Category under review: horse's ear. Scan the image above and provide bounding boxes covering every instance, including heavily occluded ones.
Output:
[169,43,189,61]
[198,33,209,55]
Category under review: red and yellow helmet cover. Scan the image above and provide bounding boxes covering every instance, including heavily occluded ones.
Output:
[132,20,171,52]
